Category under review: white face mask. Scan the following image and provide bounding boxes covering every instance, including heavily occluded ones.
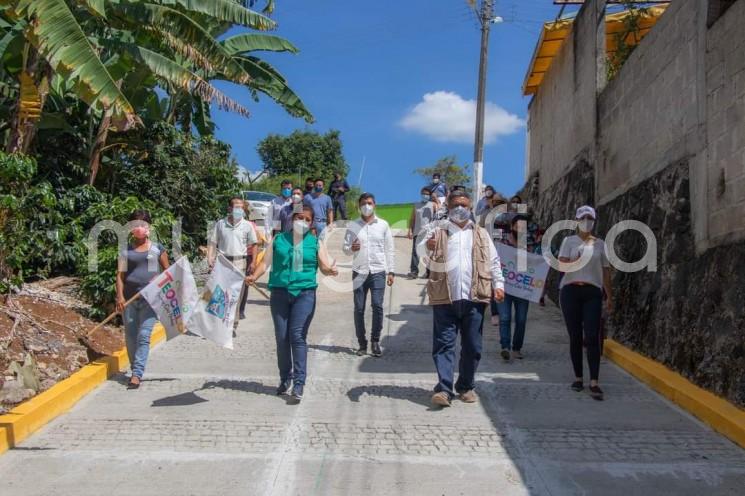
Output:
[232,207,244,220]
[449,205,470,223]
[292,194,302,203]
[485,190,494,198]
[433,178,440,184]
[360,204,374,217]
[293,220,310,233]
[422,194,431,202]
[578,219,595,233]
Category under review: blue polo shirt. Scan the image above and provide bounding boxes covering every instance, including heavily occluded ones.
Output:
[304,193,333,226]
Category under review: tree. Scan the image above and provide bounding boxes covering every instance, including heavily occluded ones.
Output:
[108,122,241,250]
[415,156,471,191]
[0,0,312,183]
[257,130,349,183]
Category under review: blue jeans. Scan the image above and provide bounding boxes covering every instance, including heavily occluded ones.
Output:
[313,221,327,238]
[353,271,386,347]
[123,298,156,379]
[432,300,486,398]
[497,294,530,351]
[270,288,316,387]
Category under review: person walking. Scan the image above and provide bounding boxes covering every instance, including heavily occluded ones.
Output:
[304,178,334,238]
[429,173,448,201]
[269,179,293,238]
[559,205,613,401]
[116,210,170,389]
[407,187,434,279]
[328,171,350,221]
[303,177,315,200]
[420,191,505,407]
[279,187,305,233]
[247,205,338,402]
[497,215,531,361]
[344,193,395,357]
[208,196,258,329]
[475,185,496,217]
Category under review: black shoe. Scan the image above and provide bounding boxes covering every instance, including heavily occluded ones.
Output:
[291,385,304,402]
[500,349,511,361]
[406,272,417,280]
[239,311,246,320]
[571,381,584,392]
[589,385,604,401]
[276,380,292,396]
[356,345,367,356]
[371,342,382,357]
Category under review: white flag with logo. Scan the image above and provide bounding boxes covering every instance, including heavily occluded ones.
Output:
[139,256,199,339]
[187,254,245,349]
[495,244,550,303]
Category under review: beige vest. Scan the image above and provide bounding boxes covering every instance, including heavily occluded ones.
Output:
[426,224,494,305]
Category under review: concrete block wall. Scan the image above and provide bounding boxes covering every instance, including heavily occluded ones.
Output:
[596,0,704,205]
[706,0,745,245]
[526,1,599,193]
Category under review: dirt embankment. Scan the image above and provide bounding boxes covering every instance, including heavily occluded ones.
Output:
[0,278,124,413]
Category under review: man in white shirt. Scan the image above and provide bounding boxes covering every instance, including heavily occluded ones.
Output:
[207,196,258,327]
[407,186,434,279]
[420,190,505,407]
[343,193,395,357]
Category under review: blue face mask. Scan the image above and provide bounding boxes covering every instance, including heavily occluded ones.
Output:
[282,188,292,198]
[314,185,323,193]
[232,208,245,220]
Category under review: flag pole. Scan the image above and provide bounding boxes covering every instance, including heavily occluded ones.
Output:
[85,291,141,338]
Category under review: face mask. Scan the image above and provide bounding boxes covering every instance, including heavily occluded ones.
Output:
[360,204,374,217]
[293,220,310,233]
[232,208,244,220]
[449,205,470,223]
[292,194,302,203]
[422,194,431,202]
[578,219,595,233]
[282,188,292,198]
[314,185,323,193]
[485,190,494,198]
[131,226,149,240]
[433,178,440,184]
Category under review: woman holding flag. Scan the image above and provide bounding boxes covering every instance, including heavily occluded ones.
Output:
[115,210,170,389]
[246,205,338,403]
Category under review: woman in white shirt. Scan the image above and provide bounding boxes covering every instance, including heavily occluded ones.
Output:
[558,206,613,401]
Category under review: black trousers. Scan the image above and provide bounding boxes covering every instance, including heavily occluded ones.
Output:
[238,254,254,315]
[333,197,348,220]
[560,284,603,381]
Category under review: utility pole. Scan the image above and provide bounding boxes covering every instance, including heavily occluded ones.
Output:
[472,0,500,206]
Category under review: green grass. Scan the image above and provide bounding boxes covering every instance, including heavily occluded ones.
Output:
[375,203,413,230]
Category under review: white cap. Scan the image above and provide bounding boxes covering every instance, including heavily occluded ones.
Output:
[575,205,596,220]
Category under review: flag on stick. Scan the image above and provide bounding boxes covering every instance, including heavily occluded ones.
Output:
[139,256,199,339]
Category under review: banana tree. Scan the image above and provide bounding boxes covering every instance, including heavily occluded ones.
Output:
[1,0,312,184]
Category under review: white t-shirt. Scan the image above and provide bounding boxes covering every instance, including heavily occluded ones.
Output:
[209,218,257,257]
[558,235,610,289]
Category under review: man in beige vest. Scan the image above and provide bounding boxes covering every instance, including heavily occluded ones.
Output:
[419,190,505,407]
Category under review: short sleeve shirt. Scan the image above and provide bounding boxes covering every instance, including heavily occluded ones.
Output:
[558,235,610,289]
[304,194,333,224]
[209,218,257,257]
[413,201,434,235]
[118,242,164,300]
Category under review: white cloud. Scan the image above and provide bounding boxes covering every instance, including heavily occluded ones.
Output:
[398,91,525,144]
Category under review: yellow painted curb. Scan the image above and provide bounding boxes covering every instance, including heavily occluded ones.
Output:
[604,339,745,449]
[0,323,166,456]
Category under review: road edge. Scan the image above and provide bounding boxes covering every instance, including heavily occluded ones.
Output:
[604,338,745,449]
[0,323,166,455]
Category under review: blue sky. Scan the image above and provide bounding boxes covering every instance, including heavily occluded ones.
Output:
[212,1,576,204]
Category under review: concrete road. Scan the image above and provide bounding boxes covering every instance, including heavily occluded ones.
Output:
[1,235,744,495]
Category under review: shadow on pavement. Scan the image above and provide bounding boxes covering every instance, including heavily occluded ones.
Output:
[346,384,432,408]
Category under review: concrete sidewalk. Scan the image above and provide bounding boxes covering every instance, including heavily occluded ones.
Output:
[1,236,744,495]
